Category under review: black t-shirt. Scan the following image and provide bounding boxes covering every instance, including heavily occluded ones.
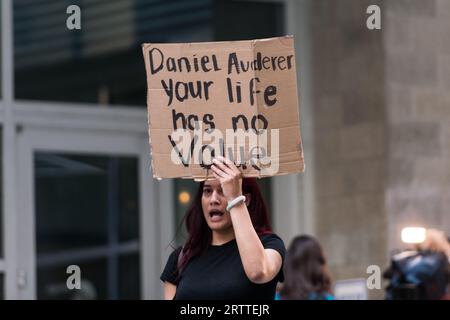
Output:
[160,233,285,300]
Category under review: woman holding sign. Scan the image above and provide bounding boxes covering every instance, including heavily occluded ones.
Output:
[160,156,285,300]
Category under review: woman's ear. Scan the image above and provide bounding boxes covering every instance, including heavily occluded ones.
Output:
[245,193,251,206]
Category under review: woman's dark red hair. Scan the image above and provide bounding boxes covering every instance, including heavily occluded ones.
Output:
[177,178,273,273]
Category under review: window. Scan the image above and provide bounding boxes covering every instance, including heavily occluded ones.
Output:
[35,153,139,299]
[214,0,285,41]
[14,0,214,106]
[13,0,284,107]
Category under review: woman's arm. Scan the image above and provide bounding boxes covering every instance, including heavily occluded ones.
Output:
[164,281,177,300]
[229,201,282,284]
[211,156,283,284]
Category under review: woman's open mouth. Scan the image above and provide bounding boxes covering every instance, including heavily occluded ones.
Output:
[209,209,224,222]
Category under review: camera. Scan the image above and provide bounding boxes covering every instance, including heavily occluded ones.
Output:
[384,249,449,300]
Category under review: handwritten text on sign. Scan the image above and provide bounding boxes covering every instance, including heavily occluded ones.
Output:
[142,36,304,179]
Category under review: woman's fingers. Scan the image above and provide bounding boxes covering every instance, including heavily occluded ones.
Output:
[210,163,226,179]
[212,156,243,201]
[218,156,241,176]
[211,169,222,181]
[212,157,235,177]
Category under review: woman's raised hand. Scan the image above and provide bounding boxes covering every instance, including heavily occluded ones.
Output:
[211,156,243,201]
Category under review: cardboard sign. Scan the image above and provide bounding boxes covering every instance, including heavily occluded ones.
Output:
[142,36,304,179]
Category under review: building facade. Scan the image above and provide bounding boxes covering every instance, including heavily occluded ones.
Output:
[1,0,448,299]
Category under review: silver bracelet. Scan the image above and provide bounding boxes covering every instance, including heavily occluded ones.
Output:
[226,195,246,212]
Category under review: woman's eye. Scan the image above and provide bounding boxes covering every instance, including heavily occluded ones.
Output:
[203,189,211,195]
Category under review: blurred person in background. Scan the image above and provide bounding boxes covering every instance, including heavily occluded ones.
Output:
[384,228,450,300]
[276,235,334,300]
[420,229,450,299]
[420,229,450,260]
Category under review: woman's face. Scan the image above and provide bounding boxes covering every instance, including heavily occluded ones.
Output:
[201,179,233,232]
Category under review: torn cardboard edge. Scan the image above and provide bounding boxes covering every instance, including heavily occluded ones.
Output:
[142,35,305,180]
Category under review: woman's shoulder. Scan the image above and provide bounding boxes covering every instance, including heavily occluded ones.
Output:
[160,246,183,285]
[260,233,286,255]
[166,246,183,264]
[260,232,285,244]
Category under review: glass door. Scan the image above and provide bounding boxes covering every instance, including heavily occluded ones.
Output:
[35,153,139,299]
[15,127,158,299]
